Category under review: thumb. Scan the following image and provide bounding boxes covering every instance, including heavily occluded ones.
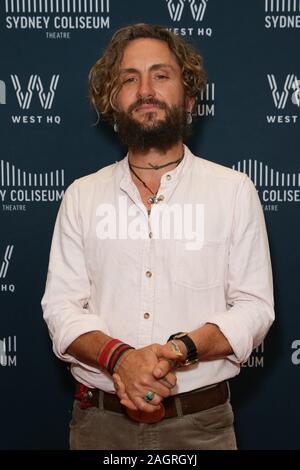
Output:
[152,342,183,379]
[157,341,184,360]
[153,342,183,378]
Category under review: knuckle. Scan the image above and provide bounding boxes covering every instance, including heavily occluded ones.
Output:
[139,376,149,387]
[132,380,140,390]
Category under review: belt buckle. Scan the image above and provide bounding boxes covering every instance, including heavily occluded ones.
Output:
[126,403,165,423]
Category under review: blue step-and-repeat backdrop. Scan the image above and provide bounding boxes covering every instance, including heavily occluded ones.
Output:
[0,0,299,450]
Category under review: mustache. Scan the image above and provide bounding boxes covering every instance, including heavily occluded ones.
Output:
[128,98,167,114]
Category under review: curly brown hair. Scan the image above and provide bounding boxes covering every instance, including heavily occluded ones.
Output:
[89,23,207,124]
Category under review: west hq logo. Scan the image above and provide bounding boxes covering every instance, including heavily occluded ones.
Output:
[266,74,300,124]
[166,0,208,21]
[166,0,212,37]
[11,74,59,110]
[0,74,62,125]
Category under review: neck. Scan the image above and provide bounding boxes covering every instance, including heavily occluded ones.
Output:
[128,141,184,181]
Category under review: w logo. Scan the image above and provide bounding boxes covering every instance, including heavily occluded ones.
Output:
[267,74,299,109]
[11,74,59,110]
[166,0,185,21]
[0,245,14,279]
[189,0,208,21]
[166,0,208,22]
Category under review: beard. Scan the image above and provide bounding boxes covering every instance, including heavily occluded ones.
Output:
[114,98,191,153]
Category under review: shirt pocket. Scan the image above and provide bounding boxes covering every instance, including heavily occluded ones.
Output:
[175,239,227,290]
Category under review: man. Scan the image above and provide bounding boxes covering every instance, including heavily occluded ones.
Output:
[42,24,274,450]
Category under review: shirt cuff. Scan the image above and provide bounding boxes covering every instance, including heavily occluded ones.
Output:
[52,315,110,373]
[208,314,254,364]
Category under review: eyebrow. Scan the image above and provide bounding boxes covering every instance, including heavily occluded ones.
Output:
[119,64,175,74]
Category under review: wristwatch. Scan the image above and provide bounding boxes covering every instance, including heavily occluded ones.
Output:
[168,332,199,367]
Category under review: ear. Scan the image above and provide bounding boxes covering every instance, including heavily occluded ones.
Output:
[185,95,196,113]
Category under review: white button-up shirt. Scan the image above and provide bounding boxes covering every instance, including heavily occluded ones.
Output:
[42,145,274,394]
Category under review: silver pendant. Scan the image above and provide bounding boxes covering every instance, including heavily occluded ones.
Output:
[148,195,164,204]
[148,196,158,204]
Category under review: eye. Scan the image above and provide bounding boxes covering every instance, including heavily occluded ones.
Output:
[155,74,168,80]
[122,76,137,84]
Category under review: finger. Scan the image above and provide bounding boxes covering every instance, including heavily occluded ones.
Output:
[136,371,172,398]
[146,380,172,398]
[140,390,164,407]
[126,385,165,412]
[159,372,177,388]
[133,396,162,413]
[113,374,139,410]
[120,399,139,411]
[121,391,162,412]
[153,358,177,379]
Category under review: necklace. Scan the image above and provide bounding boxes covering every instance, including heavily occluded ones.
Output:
[129,155,184,170]
[128,163,160,204]
[128,155,183,205]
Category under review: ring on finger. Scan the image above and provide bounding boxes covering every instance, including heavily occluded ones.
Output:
[144,390,155,402]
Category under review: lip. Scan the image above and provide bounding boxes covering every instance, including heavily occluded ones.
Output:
[135,104,161,112]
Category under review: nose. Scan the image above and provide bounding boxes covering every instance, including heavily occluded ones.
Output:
[137,74,155,99]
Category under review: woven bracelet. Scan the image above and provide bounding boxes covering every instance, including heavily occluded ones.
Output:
[98,338,122,369]
[98,338,134,375]
[107,343,135,375]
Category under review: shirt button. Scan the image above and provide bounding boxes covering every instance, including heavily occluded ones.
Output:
[166,174,171,181]
[144,312,150,319]
[145,271,152,278]
[149,231,153,238]
[158,194,164,201]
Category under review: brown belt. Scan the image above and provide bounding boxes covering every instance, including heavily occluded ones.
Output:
[75,381,228,423]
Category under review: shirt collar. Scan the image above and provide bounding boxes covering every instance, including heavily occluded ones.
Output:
[117,144,194,189]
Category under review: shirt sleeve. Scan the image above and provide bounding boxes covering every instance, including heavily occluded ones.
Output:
[41,180,108,370]
[209,175,275,364]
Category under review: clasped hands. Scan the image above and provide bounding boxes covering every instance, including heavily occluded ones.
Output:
[112,342,185,413]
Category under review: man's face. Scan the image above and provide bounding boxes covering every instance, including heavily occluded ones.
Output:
[117,38,190,122]
[114,38,194,152]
